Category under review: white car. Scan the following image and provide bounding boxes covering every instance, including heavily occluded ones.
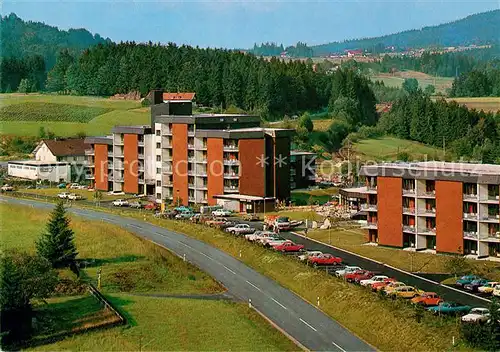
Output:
[493,284,500,297]
[298,251,323,262]
[1,184,13,191]
[478,281,499,294]
[245,231,274,242]
[57,192,71,199]
[225,224,255,235]
[261,236,288,247]
[360,275,389,287]
[335,266,362,277]
[112,199,129,207]
[212,209,232,217]
[69,183,81,189]
[461,308,490,323]
[67,193,83,200]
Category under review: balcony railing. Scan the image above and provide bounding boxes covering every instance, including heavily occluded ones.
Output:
[85,149,94,156]
[361,204,378,211]
[223,145,239,151]
[463,213,478,220]
[85,174,95,180]
[188,196,196,202]
[463,231,478,239]
[188,144,195,149]
[363,222,378,229]
[162,129,172,136]
[403,189,416,195]
[224,173,239,179]
[138,153,144,159]
[224,159,240,165]
[224,186,239,192]
[403,207,416,214]
[418,209,436,216]
[188,183,195,188]
[419,191,436,197]
[114,163,124,169]
[463,194,478,200]
[196,159,208,164]
[418,228,436,235]
[403,225,416,233]
[480,215,500,222]
[108,151,113,157]
[187,130,195,136]
[138,140,144,147]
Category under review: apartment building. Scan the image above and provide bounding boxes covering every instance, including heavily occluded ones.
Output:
[358,161,500,258]
[85,91,304,213]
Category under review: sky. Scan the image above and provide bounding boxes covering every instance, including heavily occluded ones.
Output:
[2,0,499,49]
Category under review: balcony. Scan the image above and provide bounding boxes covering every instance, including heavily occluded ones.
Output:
[138,164,144,172]
[362,221,378,230]
[463,213,478,220]
[108,151,113,157]
[138,140,145,147]
[419,191,435,198]
[402,189,416,196]
[188,196,196,202]
[418,228,436,235]
[88,163,95,168]
[188,157,196,163]
[188,170,196,176]
[115,177,124,182]
[403,225,416,233]
[463,231,478,240]
[162,129,172,136]
[480,214,500,223]
[223,145,239,152]
[463,194,478,201]
[197,184,208,190]
[223,159,240,165]
[361,204,378,212]
[188,183,195,188]
[138,153,145,159]
[418,209,436,216]
[196,159,208,164]
[403,207,416,215]
[224,186,239,193]
[85,149,94,156]
[224,173,239,179]
[188,144,195,149]
[114,139,124,146]
[200,144,208,150]
[480,195,500,204]
[114,163,124,170]
[138,178,145,184]
[197,170,207,177]
[85,174,95,180]
[187,130,195,137]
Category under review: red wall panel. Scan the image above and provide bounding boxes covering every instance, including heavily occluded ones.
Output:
[94,144,108,191]
[436,180,463,254]
[123,134,138,194]
[207,138,224,205]
[239,139,265,197]
[172,124,188,205]
[378,176,403,247]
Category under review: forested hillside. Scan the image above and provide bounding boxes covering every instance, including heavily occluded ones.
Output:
[44,42,335,118]
[450,68,500,97]
[312,10,500,55]
[251,42,313,58]
[0,13,110,69]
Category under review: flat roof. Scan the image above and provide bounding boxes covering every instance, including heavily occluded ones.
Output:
[112,125,151,134]
[365,161,500,176]
[8,160,69,166]
[213,194,275,201]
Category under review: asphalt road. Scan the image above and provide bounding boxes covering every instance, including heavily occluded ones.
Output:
[1,196,373,352]
[280,232,491,308]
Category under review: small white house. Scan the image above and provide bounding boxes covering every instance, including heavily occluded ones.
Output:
[8,160,70,182]
[33,139,88,164]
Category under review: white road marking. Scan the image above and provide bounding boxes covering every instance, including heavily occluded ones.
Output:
[299,318,317,332]
[271,298,287,310]
[129,224,143,229]
[331,341,346,352]
[199,252,214,261]
[223,265,236,274]
[246,280,262,291]
[179,242,194,249]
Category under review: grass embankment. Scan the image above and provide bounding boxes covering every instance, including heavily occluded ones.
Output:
[95,208,467,351]
[446,97,500,113]
[2,204,296,351]
[352,136,444,161]
[290,187,338,205]
[305,228,500,281]
[0,94,149,137]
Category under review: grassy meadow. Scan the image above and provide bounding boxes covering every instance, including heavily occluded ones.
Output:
[446,97,500,113]
[370,70,455,94]
[1,203,296,351]
[0,94,149,137]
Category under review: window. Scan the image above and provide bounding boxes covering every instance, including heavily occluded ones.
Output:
[156,155,161,162]
[156,142,161,149]
[156,130,161,136]
[156,180,161,187]
[156,168,161,174]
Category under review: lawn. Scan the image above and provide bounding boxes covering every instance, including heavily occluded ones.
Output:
[291,187,338,205]
[352,136,444,161]
[0,94,149,137]
[2,203,296,350]
[446,97,500,113]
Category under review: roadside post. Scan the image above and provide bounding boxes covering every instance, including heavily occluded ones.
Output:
[183,254,186,262]
[317,296,320,307]
[239,250,242,258]
[248,298,252,308]
[97,268,102,289]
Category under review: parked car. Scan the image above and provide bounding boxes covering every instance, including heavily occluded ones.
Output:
[261,236,289,247]
[57,183,67,189]
[245,231,274,242]
[353,271,376,284]
[216,220,236,230]
[57,192,71,199]
[144,202,158,210]
[456,275,481,287]
[427,302,471,315]
[370,278,397,291]
[226,224,255,235]
[112,199,129,207]
[493,284,500,297]
[175,211,195,220]
[308,253,342,267]
[335,266,362,277]
[1,184,13,192]
[69,183,81,189]
[387,286,423,299]
[380,281,407,294]
[272,241,305,253]
[67,193,83,200]
[206,217,228,227]
[242,213,260,221]
[360,275,389,287]
[464,279,491,292]
[411,292,443,307]
[345,270,371,283]
[478,282,499,295]
[175,206,193,212]
[212,209,232,217]
[298,250,323,262]
[461,308,490,323]
[129,201,142,209]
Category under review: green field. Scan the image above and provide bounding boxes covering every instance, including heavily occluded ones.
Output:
[352,136,444,161]
[446,97,500,113]
[370,71,454,94]
[2,204,295,350]
[0,94,149,137]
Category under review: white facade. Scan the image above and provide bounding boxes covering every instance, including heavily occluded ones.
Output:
[8,161,70,182]
[34,142,57,162]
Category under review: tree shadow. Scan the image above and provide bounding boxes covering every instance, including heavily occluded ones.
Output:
[105,295,137,327]
[78,255,144,268]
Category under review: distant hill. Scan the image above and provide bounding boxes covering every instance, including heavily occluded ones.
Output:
[0,13,111,69]
[312,10,500,56]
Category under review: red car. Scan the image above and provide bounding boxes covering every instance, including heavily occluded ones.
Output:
[308,254,342,267]
[411,292,442,307]
[370,278,396,291]
[144,202,158,210]
[345,270,373,283]
[272,241,305,252]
